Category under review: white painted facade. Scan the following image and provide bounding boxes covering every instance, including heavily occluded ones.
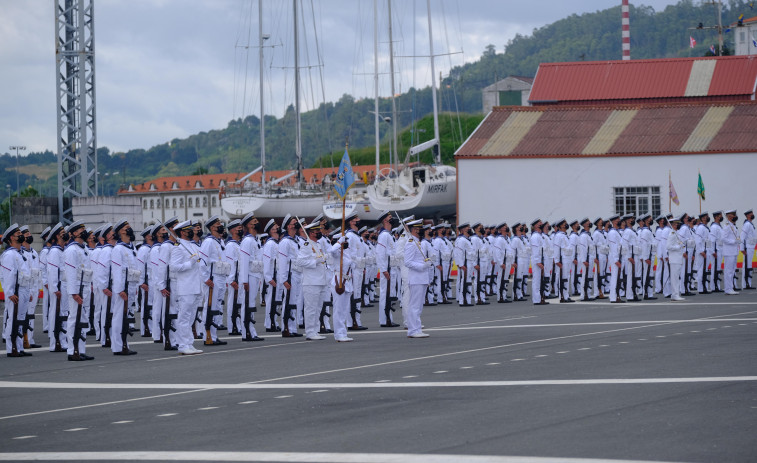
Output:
[457,152,757,224]
[132,190,225,229]
[734,22,757,56]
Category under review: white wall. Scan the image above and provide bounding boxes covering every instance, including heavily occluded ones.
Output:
[458,152,757,224]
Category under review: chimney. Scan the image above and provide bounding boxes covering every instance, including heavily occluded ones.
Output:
[622,0,630,60]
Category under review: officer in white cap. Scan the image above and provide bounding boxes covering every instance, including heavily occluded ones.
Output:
[404,219,431,338]
[261,219,281,332]
[296,221,329,340]
[666,215,686,301]
[170,220,203,354]
[63,220,94,361]
[1,224,33,357]
[109,219,138,356]
[238,212,265,342]
[198,215,229,346]
[327,232,354,342]
[722,209,740,295]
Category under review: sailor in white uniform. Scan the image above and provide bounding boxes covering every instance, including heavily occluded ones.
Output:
[403,219,431,338]
[63,220,94,361]
[1,224,33,357]
[722,209,741,295]
[296,221,329,340]
[741,209,755,290]
[170,220,204,355]
[666,215,686,301]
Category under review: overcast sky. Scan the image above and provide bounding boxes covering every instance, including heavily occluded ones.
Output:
[1,0,680,155]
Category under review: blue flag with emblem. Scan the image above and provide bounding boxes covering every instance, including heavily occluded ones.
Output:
[333,147,356,199]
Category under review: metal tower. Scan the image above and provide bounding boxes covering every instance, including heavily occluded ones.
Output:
[55,0,97,223]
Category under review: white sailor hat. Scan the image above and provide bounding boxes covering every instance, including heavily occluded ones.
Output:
[457,222,470,229]
[304,222,320,231]
[402,215,415,223]
[241,211,256,226]
[329,226,342,237]
[569,219,579,227]
[530,218,542,226]
[358,225,368,234]
[311,213,324,224]
[407,219,424,228]
[40,226,52,240]
[227,219,242,229]
[191,220,201,227]
[175,220,193,230]
[91,225,103,238]
[725,209,737,215]
[205,215,221,229]
[422,224,432,230]
[495,221,507,229]
[712,210,723,217]
[376,210,392,222]
[471,221,481,229]
[670,214,685,223]
[68,220,86,232]
[264,219,276,233]
[100,223,113,235]
[141,226,152,237]
[345,211,359,222]
[636,214,648,222]
[164,216,179,229]
[579,217,591,226]
[608,214,620,221]
[3,223,20,242]
[699,211,709,218]
[113,218,129,234]
[281,214,292,228]
[654,215,666,222]
[47,223,64,242]
[554,218,566,227]
[593,217,604,225]
[745,209,753,216]
[19,225,29,233]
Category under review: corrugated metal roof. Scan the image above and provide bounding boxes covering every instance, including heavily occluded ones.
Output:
[454,102,757,159]
[528,56,757,104]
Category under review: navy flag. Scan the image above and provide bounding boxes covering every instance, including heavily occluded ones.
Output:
[333,147,356,199]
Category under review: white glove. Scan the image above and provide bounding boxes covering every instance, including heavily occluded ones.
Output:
[338,236,346,244]
[425,260,434,268]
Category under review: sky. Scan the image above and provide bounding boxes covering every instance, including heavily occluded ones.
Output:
[0,0,681,156]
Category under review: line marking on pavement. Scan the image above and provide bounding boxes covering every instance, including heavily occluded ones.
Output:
[433,371,448,374]
[460,366,474,369]
[196,407,218,411]
[534,355,548,358]
[511,359,525,362]
[0,451,685,463]
[156,413,177,417]
[146,339,312,362]
[11,436,35,440]
[486,362,500,365]
[111,420,133,424]
[1,377,755,390]
[274,395,293,399]
[307,390,328,393]
[556,351,569,354]
[375,380,391,382]
[434,315,537,329]
[402,375,417,379]
[4,310,753,422]
[238,401,258,404]
[62,428,87,432]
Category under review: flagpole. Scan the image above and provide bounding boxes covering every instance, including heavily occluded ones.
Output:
[669,170,672,214]
[698,169,702,215]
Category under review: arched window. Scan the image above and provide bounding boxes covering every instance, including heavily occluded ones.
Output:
[211,196,217,207]
[143,200,148,209]
[149,199,154,209]
[179,198,184,207]
[172,198,177,208]
[202,197,208,207]
[188,198,193,208]
[156,198,161,208]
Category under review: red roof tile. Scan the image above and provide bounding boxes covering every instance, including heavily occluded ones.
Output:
[529,56,757,104]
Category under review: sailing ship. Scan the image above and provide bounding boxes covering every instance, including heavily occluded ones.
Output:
[221,0,327,219]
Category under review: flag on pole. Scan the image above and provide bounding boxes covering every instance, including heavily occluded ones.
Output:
[690,36,697,48]
[333,147,356,199]
[670,176,680,206]
[710,44,716,54]
[697,172,706,200]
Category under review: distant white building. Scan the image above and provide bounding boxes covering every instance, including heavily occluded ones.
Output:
[733,16,757,56]
[481,76,533,114]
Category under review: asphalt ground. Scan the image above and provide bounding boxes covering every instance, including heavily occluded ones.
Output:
[1,290,756,463]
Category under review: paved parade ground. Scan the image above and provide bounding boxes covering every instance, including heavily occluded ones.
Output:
[1,292,756,463]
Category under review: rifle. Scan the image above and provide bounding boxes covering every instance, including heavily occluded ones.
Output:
[615,246,623,301]
[498,250,508,302]
[242,263,257,341]
[630,254,640,301]
[683,243,691,294]
[204,263,222,345]
[558,252,567,300]
[572,245,580,295]
[539,248,547,303]
[443,253,453,299]
[713,240,722,291]
[282,261,297,336]
[267,259,281,330]
[231,261,241,335]
[87,284,96,336]
[487,253,496,296]
[461,254,472,305]
[163,265,177,350]
[72,269,89,356]
[103,263,113,347]
[120,269,135,350]
[140,256,151,337]
[643,246,653,298]
[383,257,395,323]
[320,297,332,333]
[512,247,521,299]
[744,237,753,288]
[9,271,22,355]
[53,268,67,351]
[582,256,592,300]
[475,250,484,304]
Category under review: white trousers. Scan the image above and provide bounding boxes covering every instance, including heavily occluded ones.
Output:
[670,262,682,299]
[331,286,351,341]
[378,270,395,325]
[176,294,201,350]
[3,287,30,353]
[724,255,737,292]
[303,284,328,338]
[406,284,427,336]
[47,292,69,351]
[66,293,91,355]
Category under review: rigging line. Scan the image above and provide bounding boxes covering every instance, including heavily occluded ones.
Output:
[241,0,256,118]
[309,0,333,163]
[232,0,253,119]
[439,0,463,153]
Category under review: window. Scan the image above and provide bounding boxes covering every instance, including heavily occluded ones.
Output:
[188,198,193,208]
[149,199,154,209]
[172,198,177,208]
[179,198,184,207]
[143,200,148,209]
[740,31,746,43]
[202,197,208,207]
[211,196,217,207]
[157,198,161,208]
[614,186,660,218]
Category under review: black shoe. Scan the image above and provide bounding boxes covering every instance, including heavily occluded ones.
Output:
[82,354,95,360]
[86,329,96,336]
[348,325,368,331]
[643,296,658,300]
[560,299,575,303]
[319,328,334,334]
[218,325,228,331]
[380,323,400,328]
[28,343,42,348]
[459,303,475,307]
[610,300,625,304]
[212,340,227,346]
[153,340,163,343]
[438,300,452,305]
[20,351,33,356]
[266,328,278,333]
[534,301,549,305]
[476,301,491,305]
[363,304,374,308]
[251,336,264,341]
[114,349,137,356]
[164,345,178,351]
[68,354,86,361]
[514,297,525,302]
[298,324,305,329]
[229,330,242,336]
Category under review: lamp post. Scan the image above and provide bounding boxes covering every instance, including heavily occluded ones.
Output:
[6,184,11,225]
[9,145,26,193]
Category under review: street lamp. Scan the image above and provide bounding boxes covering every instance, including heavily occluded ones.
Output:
[6,184,11,225]
[9,145,26,193]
